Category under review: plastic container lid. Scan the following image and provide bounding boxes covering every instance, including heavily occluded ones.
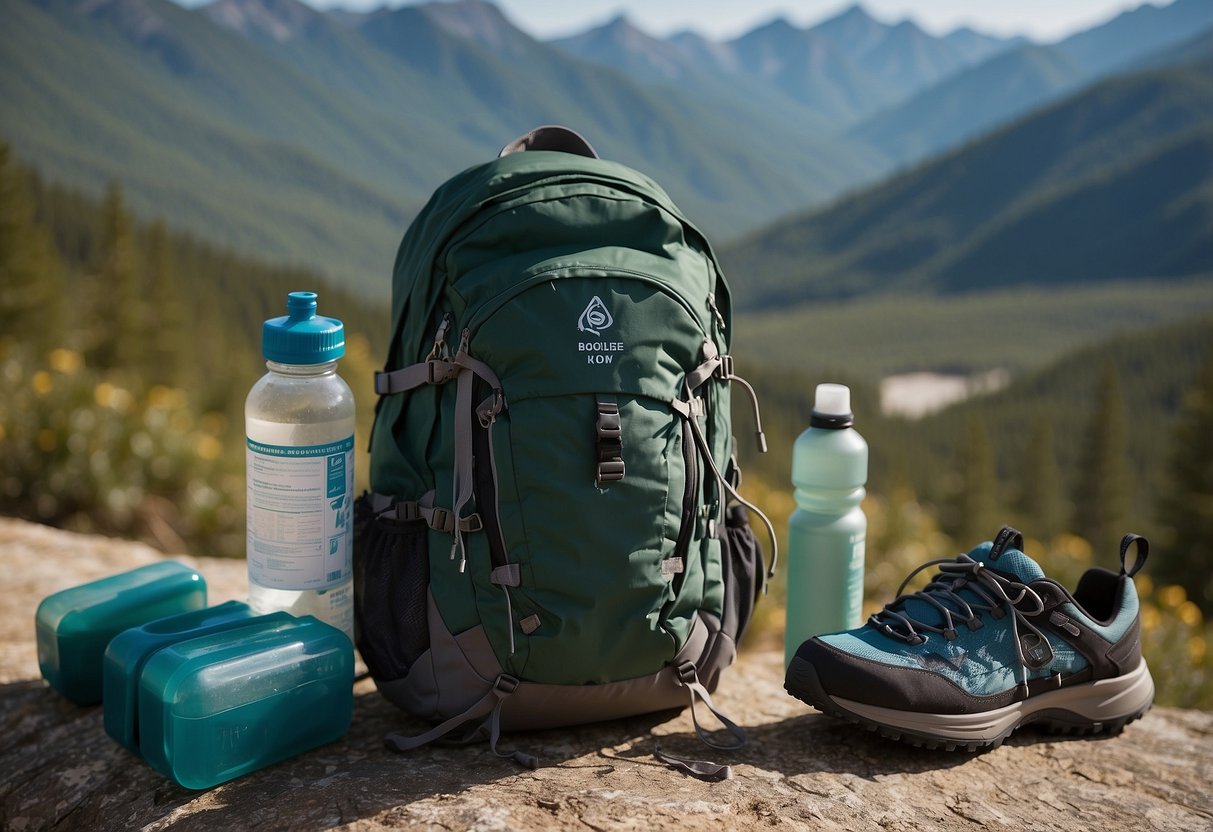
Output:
[811,383,854,429]
[35,561,207,705]
[262,292,345,365]
[138,615,353,790]
[102,601,282,751]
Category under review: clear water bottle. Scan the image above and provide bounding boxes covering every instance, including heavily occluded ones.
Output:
[784,383,868,667]
[246,292,355,641]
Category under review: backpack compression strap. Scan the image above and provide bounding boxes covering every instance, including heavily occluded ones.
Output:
[373,344,506,576]
[674,345,780,587]
[675,661,747,751]
[383,674,538,769]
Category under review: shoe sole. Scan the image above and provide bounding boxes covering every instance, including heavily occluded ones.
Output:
[784,656,1155,752]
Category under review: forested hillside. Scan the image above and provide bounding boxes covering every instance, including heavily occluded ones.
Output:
[0,148,388,556]
[734,313,1213,621]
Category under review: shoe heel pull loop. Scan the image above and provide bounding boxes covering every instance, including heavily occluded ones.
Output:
[1119,534,1149,578]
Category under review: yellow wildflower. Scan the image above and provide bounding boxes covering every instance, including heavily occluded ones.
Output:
[1159,585,1188,609]
[148,385,186,410]
[1140,604,1160,632]
[95,382,133,411]
[1056,533,1092,563]
[1178,601,1202,628]
[196,435,222,461]
[48,349,83,374]
[32,371,53,395]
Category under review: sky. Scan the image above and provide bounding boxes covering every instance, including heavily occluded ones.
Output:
[299,0,1156,42]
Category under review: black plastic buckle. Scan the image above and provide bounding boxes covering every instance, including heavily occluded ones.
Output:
[597,460,625,482]
[596,408,621,445]
[429,508,451,533]
[494,674,520,695]
[595,400,625,485]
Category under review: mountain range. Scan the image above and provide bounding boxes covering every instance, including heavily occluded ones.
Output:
[720,57,1213,307]
[554,5,1017,127]
[1,0,1210,297]
[559,1,1213,165]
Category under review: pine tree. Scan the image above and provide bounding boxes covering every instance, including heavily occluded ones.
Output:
[956,415,998,544]
[1074,363,1131,557]
[90,182,145,373]
[144,219,187,386]
[0,145,66,356]
[1155,346,1213,612]
[1018,417,1066,539]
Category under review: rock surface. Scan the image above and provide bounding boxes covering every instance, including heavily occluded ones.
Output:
[2,517,1211,831]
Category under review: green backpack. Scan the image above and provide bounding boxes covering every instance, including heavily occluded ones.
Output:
[355,127,775,767]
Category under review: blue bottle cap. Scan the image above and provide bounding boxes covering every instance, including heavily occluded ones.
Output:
[262,292,345,364]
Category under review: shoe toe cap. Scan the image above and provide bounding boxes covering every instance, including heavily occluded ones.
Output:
[791,637,996,714]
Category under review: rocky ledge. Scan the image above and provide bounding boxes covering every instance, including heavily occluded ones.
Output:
[1,517,1210,831]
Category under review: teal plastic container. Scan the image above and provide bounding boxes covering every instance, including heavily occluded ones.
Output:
[102,601,288,751]
[137,615,354,790]
[785,384,869,668]
[36,561,207,705]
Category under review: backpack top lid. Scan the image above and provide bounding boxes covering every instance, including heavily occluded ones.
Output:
[388,132,720,341]
[498,125,599,159]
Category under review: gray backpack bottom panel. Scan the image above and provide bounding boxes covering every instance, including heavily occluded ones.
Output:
[375,590,735,732]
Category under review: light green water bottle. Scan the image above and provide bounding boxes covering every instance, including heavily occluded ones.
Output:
[784,383,868,668]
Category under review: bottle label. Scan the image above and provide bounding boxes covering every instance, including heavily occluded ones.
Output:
[246,435,354,591]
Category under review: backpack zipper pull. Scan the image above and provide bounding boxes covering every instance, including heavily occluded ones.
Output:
[427,313,454,361]
[707,292,726,334]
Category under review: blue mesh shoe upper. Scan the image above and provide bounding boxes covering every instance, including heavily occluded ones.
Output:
[818,535,1140,698]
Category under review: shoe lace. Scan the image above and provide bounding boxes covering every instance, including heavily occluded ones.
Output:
[868,553,1050,690]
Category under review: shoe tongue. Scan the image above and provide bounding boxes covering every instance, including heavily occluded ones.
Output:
[884,538,1046,634]
[970,540,1046,583]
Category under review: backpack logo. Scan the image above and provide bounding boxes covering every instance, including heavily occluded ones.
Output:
[577,296,614,336]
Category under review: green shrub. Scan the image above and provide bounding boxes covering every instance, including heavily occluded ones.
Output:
[0,346,243,556]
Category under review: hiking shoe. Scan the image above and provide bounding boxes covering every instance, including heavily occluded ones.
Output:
[784,527,1155,751]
